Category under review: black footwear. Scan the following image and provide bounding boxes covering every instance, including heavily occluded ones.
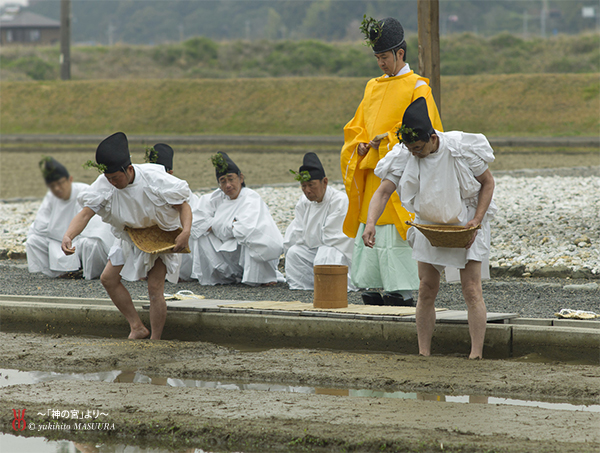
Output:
[57,269,84,279]
[361,291,384,305]
[383,291,415,307]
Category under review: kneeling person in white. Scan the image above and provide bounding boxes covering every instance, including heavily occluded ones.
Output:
[363,97,496,359]
[190,152,283,286]
[61,132,192,340]
[26,157,113,279]
[284,153,354,290]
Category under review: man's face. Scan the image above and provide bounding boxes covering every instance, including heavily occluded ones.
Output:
[104,166,134,189]
[375,49,404,76]
[405,135,438,159]
[219,173,244,200]
[48,176,73,201]
[301,178,327,203]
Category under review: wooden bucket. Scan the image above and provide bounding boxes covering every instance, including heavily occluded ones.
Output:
[313,265,348,309]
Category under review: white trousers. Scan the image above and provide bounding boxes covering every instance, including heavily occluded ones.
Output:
[26,234,108,280]
[285,244,355,291]
[191,234,281,286]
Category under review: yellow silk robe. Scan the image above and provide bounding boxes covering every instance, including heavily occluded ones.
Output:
[341,71,443,240]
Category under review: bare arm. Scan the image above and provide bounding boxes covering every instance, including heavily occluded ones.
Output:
[361,179,397,248]
[465,169,495,248]
[173,201,192,252]
[468,169,495,227]
[61,207,96,255]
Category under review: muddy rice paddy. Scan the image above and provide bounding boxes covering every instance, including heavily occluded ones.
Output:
[1,332,599,452]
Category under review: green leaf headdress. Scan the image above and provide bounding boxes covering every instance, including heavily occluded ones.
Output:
[83,160,108,174]
[289,169,312,183]
[359,15,383,47]
[38,156,54,179]
[144,146,158,164]
[210,153,228,174]
[395,124,420,145]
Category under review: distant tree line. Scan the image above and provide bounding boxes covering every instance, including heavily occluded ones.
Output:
[1,32,598,81]
[26,0,599,45]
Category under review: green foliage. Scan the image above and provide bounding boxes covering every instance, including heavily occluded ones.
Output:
[359,15,382,47]
[83,160,107,173]
[152,36,218,69]
[289,169,312,183]
[144,146,158,164]
[396,125,420,144]
[210,153,228,174]
[38,156,53,179]
[2,56,56,80]
[182,37,218,62]
[2,32,597,81]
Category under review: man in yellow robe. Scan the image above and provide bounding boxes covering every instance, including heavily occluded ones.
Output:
[341,16,443,301]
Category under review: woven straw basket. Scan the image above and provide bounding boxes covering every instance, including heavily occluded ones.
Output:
[125,225,190,254]
[406,221,481,248]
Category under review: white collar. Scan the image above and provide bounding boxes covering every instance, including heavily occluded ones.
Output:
[384,62,411,78]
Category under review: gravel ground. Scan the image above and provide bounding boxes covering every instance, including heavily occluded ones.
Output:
[1,258,598,319]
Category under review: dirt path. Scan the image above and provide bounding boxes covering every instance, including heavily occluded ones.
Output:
[1,332,598,452]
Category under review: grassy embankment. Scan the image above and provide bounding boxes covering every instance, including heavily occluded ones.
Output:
[1,74,598,198]
[1,73,598,136]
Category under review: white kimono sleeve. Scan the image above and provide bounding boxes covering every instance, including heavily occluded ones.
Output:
[232,191,283,262]
[29,191,53,237]
[320,191,353,261]
[374,143,411,188]
[189,192,215,239]
[78,175,114,219]
[283,198,307,253]
[141,164,191,207]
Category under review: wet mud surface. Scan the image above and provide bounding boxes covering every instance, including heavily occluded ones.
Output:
[1,332,599,452]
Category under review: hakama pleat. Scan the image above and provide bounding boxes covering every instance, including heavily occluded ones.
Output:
[350,224,419,291]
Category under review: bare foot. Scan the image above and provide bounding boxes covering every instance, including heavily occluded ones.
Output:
[128,326,150,339]
[468,355,483,360]
[261,281,277,287]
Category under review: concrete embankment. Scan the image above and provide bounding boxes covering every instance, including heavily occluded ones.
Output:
[1,295,598,363]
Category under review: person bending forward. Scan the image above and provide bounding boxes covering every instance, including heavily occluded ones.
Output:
[363,98,496,359]
[62,132,192,340]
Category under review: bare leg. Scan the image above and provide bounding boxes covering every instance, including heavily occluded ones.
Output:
[147,258,167,340]
[100,261,149,339]
[460,260,487,359]
[415,262,440,356]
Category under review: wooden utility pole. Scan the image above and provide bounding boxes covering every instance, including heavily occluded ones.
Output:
[60,0,71,80]
[417,0,441,115]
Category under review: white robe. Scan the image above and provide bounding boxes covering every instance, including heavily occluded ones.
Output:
[78,164,190,283]
[283,186,354,290]
[178,192,199,281]
[26,182,114,279]
[189,187,283,286]
[375,131,497,273]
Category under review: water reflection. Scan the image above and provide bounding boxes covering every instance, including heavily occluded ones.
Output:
[0,433,219,453]
[1,368,597,413]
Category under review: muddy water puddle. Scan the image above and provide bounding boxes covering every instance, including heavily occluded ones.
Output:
[1,433,203,453]
[2,368,598,413]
